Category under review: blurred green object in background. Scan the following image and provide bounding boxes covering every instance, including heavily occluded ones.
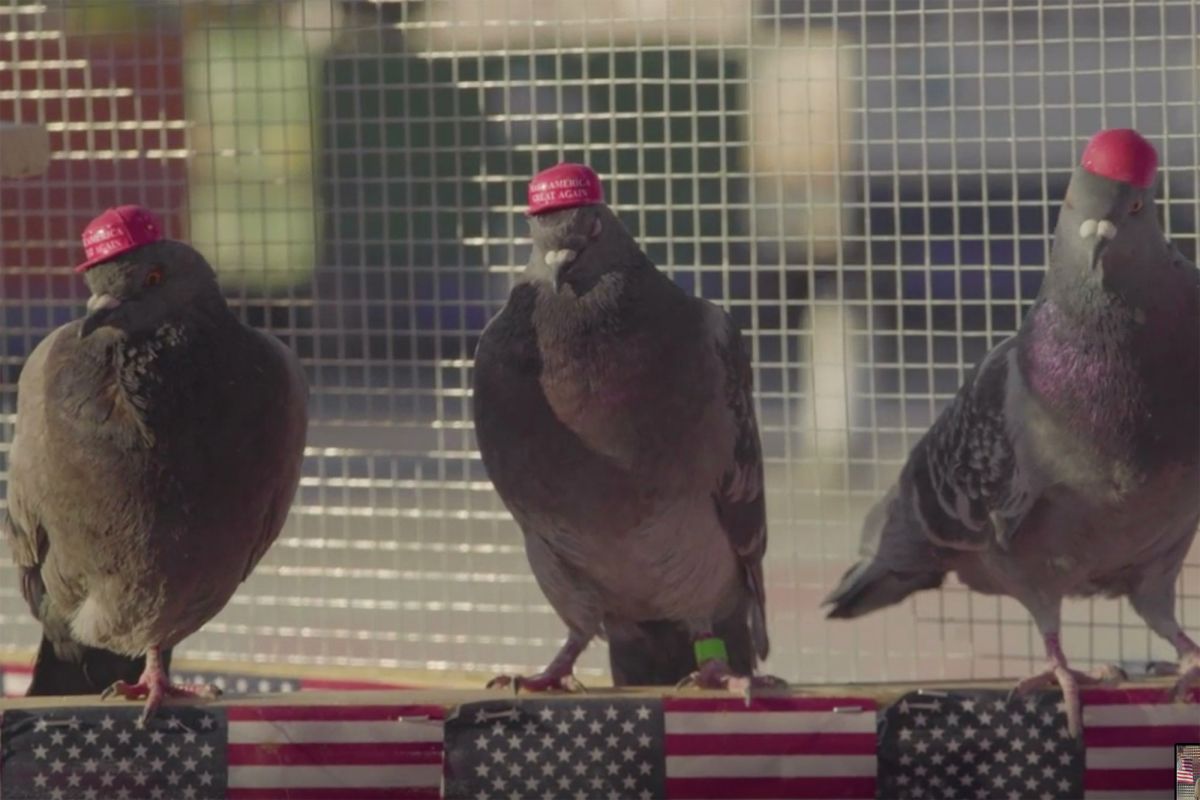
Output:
[184,13,322,293]
[63,0,155,37]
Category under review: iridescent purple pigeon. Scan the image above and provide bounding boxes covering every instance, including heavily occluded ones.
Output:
[824,129,1200,737]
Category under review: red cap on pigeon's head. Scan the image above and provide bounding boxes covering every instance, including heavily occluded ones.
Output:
[527,163,605,216]
[75,205,164,273]
[1079,129,1158,189]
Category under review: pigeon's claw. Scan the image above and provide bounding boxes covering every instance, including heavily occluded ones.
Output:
[485,634,589,694]
[675,660,787,704]
[100,679,146,701]
[1164,648,1200,702]
[1010,665,1081,739]
[1010,662,1120,739]
[486,671,585,694]
[1010,633,1125,739]
[100,646,220,727]
[101,676,221,727]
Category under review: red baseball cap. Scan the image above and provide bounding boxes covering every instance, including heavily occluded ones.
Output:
[75,205,164,273]
[1080,129,1158,188]
[527,163,605,216]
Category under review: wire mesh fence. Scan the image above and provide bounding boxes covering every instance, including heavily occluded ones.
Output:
[1,0,1198,685]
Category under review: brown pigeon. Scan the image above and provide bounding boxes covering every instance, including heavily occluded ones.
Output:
[3,205,308,725]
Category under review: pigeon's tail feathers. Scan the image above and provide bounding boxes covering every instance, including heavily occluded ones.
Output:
[822,558,944,619]
[607,601,756,687]
[823,482,946,619]
[26,636,170,697]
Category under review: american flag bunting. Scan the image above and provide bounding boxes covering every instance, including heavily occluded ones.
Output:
[1082,687,1200,800]
[1,683,1193,799]
[444,695,877,799]
[0,704,444,800]
[663,695,876,798]
[877,689,1084,800]
[443,698,666,799]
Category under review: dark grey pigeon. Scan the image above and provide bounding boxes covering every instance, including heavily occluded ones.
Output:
[3,205,308,725]
[824,129,1200,737]
[472,164,779,693]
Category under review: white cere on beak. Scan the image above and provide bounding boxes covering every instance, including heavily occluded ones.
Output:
[544,249,578,269]
[86,293,121,313]
[590,218,603,238]
[1078,218,1118,241]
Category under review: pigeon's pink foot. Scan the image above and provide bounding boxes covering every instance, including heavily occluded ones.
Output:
[486,670,585,693]
[100,646,220,727]
[1169,654,1200,701]
[676,659,788,702]
[485,633,588,695]
[1010,633,1122,738]
[1153,633,1200,701]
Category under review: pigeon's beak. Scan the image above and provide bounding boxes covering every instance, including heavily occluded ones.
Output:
[548,229,594,292]
[80,293,122,338]
[1079,218,1117,271]
[547,248,579,291]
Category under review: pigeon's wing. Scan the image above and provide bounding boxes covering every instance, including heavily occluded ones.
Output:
[235,331,309,582]
[3,326,68,618]
[472,283,549,508]
[905,336,1038,552]
[706,306,770,659]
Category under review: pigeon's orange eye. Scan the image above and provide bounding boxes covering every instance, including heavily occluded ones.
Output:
[144,267,164,287]
[1130,199,1144,215]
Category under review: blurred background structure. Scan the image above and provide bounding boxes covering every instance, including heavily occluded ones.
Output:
[1,0,1198,686]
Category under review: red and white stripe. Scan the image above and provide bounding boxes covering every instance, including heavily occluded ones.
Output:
[1,663,32,698]
[1083,687,1200,800]
[225,704,444,800]
[1179,755,1195,785]
[663,696,877,799]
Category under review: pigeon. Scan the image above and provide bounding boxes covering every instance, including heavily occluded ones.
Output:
[3,205,308,725]
[823,129,1200,737]
[472,163,778,692]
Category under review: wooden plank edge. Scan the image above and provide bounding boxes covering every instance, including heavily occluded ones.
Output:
[0,675,1186,712]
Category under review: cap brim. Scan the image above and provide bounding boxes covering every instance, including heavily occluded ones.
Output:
[73,242,151,273]
[528,199,603,217]
[74,254,115,273]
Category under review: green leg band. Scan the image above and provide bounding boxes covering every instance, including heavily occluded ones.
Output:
[693,636,728,666]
